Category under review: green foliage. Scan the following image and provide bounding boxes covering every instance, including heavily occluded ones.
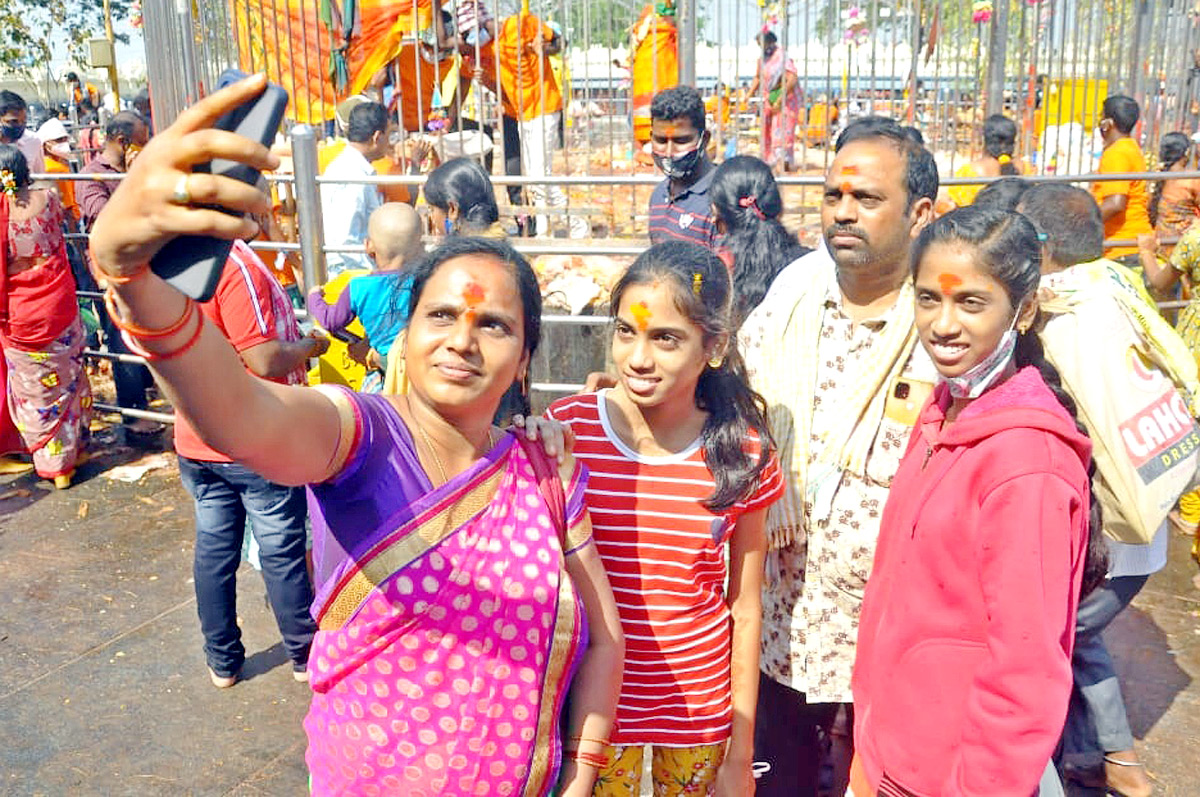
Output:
[0,0,133,75]
[557,0,645,49]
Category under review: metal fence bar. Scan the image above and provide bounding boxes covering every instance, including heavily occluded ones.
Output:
[92,403,177,424]
[291,125,328,288]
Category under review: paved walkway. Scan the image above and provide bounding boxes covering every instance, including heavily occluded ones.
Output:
[1,434,1197,795]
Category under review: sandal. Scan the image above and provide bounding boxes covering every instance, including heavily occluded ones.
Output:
[1103,752,1153,797]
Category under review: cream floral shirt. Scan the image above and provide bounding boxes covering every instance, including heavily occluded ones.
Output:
[758,280,937,703]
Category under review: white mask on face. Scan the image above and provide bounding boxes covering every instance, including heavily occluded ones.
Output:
[48,141,71,159]
[942,311,1021,400]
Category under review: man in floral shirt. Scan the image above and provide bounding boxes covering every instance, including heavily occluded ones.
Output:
[740,118,939,796]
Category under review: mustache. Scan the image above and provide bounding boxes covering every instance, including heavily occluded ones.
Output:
[824,223,868,242]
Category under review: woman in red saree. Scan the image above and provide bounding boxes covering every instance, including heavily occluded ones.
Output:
[87,75,623,797]
[0,145,90,488]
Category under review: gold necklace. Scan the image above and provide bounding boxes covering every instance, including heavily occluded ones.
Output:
[414,422,496,485]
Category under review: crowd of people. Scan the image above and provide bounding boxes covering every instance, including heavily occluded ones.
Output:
[5,42,1200,797]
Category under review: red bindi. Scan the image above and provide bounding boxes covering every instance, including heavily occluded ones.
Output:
[937,273,963,294]
[840,182,853,194]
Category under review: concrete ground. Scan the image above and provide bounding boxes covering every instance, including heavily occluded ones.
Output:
[1,429,1197,796]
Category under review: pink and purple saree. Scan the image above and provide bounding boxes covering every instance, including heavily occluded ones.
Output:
[305,387,592,796]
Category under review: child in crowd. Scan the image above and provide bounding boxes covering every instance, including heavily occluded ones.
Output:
[546,241,784,795]
[851,207,1109,796]
[306,202,424,392]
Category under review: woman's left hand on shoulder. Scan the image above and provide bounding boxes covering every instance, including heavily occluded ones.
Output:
[511,414,576,476]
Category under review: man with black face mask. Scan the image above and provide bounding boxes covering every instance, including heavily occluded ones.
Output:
[647,85,717,249]
[0,90,46,175]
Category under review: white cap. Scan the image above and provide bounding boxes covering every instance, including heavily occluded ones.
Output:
[37,118,69,143]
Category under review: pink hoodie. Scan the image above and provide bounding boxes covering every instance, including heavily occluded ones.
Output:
[853,366,1092,797]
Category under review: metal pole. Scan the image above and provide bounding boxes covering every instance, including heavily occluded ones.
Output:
[678,0,696,85]
[174,0,202,107]
[291,125,328,288]
[103,0,122,107]
[1128,0,1148,102]
[985,0,1009,116]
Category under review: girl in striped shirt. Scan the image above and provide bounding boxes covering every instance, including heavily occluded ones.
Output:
[546,241,784,796]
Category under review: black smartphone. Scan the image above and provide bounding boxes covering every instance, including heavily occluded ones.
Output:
[327,328,364,346]
[149,69,289,302]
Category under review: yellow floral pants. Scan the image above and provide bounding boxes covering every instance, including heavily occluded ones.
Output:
[591,743,726,796]
[1179,489,1200,565]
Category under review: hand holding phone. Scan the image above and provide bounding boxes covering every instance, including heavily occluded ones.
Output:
[148,69,288,302]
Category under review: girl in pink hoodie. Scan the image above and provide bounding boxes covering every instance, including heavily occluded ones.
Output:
[851,207,1110,796]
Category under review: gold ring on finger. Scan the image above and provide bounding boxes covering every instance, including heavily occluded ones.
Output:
[170,173,192,205]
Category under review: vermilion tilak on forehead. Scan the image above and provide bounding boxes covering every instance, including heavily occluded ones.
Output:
[840,165,859,175]
[938,273,964,294]
[463,281,485,320]
[630,301,653,331]
[840,182,853,194]
[463,282,486,306]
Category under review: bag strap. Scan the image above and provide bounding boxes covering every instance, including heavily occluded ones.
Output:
[515,433,567,545]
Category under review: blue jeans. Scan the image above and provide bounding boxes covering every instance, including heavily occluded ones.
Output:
[1061,574,1150,765]
[178,456,317,677]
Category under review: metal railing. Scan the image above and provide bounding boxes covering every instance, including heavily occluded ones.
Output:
[44,123,1200,423]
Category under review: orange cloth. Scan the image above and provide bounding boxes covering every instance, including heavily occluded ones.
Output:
[462,40,499,94]
[375,157,416,204]
[233,0,436,125]
[393,43,454,132]
[234,0,336,124]
[1155,175,1200,254]
[1093,137,1153,257]
[630,6,678,144]
[496,13,561,122]
[43,159,79,226]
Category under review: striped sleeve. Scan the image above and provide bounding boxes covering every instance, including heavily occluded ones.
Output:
[743,448,785,513]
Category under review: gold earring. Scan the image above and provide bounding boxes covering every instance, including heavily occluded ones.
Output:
[708,355,724,368]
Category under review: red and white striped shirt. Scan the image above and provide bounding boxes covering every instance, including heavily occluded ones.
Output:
[547,390,784,745]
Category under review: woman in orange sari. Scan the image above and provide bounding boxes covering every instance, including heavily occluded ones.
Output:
[630,2,679,147]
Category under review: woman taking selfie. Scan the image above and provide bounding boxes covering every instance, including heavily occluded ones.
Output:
[87,75,623,797]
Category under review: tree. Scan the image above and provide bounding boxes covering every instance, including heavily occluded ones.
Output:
[0,0,134,76]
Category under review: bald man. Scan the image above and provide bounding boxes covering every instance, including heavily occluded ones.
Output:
[306,203,425,391]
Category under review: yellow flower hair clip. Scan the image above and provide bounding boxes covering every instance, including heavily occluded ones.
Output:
[692,271,703,296]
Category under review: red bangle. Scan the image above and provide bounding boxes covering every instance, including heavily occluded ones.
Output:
[88,244,149,285]
[119,305,205,362]
[571,750,609,770]
[104,289,197,339]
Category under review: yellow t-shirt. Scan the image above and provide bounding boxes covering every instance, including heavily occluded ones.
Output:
[1093,137,1153,258]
